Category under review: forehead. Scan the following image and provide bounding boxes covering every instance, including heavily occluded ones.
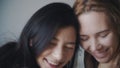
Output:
[54,26,76,41]
[78,11,110,35]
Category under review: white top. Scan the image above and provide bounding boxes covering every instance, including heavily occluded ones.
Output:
[74,46,85,68]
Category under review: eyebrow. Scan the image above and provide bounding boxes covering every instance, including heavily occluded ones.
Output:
[79,29,110,37]
[96,29,110,35]
[52,37,76,45]
[53,37,76,45]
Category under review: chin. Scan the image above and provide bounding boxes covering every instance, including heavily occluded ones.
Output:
[96,58,111,63]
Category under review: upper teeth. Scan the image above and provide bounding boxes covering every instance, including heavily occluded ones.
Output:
[48,60,58,65]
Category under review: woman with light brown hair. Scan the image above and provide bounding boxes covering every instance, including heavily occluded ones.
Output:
[74,0,120,68]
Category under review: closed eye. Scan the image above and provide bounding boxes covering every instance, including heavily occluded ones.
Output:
[49,37,58,45]
[48,39,57,47]
[97,30,110,38]
[65,42,75,50]
[49,42,56,46]
[99,32,109,37]
[80,35,89,41]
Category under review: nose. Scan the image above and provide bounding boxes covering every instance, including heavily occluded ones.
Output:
[51,45,63,61]
[88,38,102,52]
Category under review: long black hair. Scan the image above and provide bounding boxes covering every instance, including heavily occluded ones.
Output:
[0,3,79,68]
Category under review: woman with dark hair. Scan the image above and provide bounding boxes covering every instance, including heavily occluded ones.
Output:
[0,3,79,68]
[74,0,120,68]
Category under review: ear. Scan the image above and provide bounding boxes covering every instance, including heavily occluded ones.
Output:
[29,39,33,47]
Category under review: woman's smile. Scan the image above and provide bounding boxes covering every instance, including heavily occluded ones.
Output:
[92,48,109,59]
[44,58,59,68]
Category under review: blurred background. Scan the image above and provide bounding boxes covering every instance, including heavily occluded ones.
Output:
[0,0,75,45]
[0,0,84,68]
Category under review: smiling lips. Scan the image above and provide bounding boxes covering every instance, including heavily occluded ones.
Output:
[93,48,109,59]
[44,58,61,68]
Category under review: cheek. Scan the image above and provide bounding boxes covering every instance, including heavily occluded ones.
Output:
[40,49,52,58]
[100,34,118,48]
[36,49,52,65]
[64,50,74,61]
[101,38,113,47]
[36,55,43,67]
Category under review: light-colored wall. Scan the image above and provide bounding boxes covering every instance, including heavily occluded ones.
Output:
[0,0,75,45]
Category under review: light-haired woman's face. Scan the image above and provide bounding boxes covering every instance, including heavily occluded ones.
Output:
[37,26,76,68]
[78,11,119,63]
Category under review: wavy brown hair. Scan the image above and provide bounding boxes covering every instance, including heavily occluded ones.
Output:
[74,0,120,68]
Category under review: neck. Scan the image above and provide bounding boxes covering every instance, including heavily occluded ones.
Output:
[98,62,116,68]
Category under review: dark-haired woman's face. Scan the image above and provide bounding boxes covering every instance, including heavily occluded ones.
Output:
[37,26,76,68]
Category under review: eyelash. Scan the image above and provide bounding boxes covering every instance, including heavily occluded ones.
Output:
[49,42,56,46]
[64,45,74,50]
[99,33,109,38]
[80,37,88,41]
